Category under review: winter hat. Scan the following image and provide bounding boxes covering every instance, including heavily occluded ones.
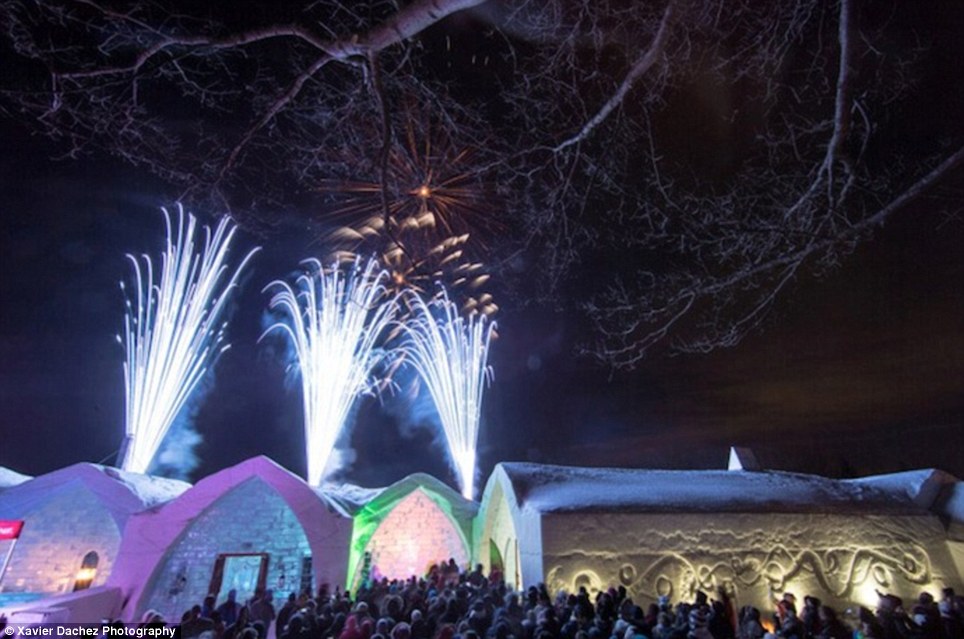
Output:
[141,610,164,624]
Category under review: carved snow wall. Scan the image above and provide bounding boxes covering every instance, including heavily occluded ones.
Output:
[478,462,964,603]
[540,512,962,611]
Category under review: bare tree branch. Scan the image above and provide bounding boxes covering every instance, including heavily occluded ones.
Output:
[2,0,960,367]
[554,0,676,153]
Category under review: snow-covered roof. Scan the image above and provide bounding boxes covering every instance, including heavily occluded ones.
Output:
[0,466,32,491]
[140,455,350,517]
[848,469,958,509]
[855,469,964,535]
[320,482,386,516]
[493,462,957,516]
[322,474,480,518]
[357,472,478,520]
[0,463,190,527]
[99,466,193,508]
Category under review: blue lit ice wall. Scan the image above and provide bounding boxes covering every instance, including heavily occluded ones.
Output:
[139,477,311,621]
[0,484,118,594]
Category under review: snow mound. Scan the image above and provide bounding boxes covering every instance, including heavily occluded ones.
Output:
[498,462,933,515]
[320,482,386,516]
[0,466,32,490]
[99,466,191,508]
[1,463,190,515]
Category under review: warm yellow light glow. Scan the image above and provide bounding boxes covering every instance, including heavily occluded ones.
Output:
[855,580,881,609]
[76,567,97,582]
[416,185,431,198]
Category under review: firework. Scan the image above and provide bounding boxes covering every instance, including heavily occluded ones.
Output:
[319,120,488,238]
[400,288,496,499]
[331,227,494,315]
[262,258,400,486]
[118,205,259,474]
[321,108,498,317]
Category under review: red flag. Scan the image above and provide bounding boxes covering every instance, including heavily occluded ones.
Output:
[0,520,24,540]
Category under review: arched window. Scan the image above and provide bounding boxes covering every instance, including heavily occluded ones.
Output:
[73,551,99,591]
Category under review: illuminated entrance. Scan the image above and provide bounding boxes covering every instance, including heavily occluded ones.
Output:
[209,553,268,604]
[363,489,468,581]
[346,476,477,589]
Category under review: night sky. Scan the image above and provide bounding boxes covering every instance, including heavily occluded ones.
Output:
[1,3,963,489]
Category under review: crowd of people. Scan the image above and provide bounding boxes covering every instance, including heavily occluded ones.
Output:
[139,562,964,639]
[7,563,961,639]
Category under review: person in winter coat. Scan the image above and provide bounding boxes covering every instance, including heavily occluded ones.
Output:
[772,593,797,629]
[709,601,734,639]
[689,607,714,639]
[939,591,963,639]
[814,606,848,639]
[218,590,242,627]
[874,593,910,639]
[800,598,822,639]
[277,593,299,635]
[908,604,941,639]
[340,614,366,639]
[777,608,803,639]
[739,608,765,639]
[652,613,675,639]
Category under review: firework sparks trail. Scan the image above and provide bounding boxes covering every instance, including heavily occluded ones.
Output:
[400,289,495,499]
[118,205,260,474]
[262,258,400,486]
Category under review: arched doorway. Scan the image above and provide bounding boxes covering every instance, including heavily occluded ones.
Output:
[489,540,504,575]
[73,551,99,591]
[360,489,469,584]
